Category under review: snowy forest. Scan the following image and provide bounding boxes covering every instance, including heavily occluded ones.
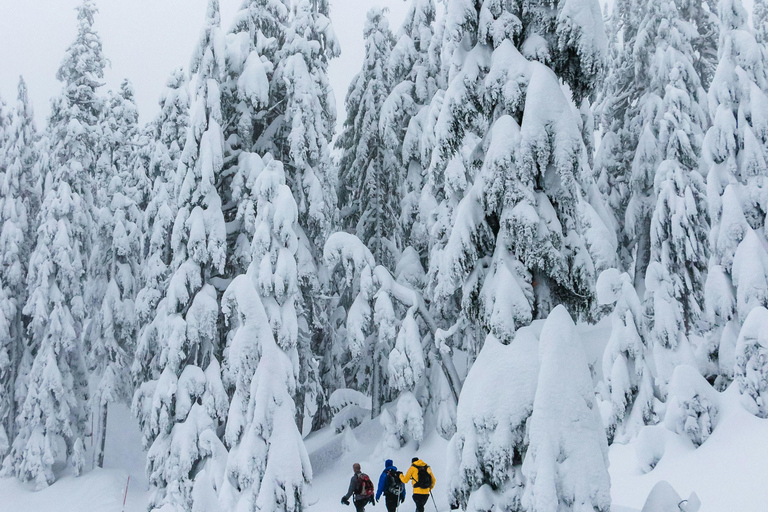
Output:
[1,0,768,510]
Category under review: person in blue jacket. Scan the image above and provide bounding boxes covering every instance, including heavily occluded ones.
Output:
[376,459,406,512]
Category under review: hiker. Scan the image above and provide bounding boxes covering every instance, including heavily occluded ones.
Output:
[341,463,376,512]
[376,459,406,512]
[399,457,436,512]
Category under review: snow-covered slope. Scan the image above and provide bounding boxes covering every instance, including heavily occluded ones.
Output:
[3,330,767,512]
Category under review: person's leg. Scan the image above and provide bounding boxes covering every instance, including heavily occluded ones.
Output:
[413,493,429,512]
[385,494,398,512]
[355,500,366,512]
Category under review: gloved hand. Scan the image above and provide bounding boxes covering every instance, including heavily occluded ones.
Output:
[341,497,350,506]
[400,494,406,504]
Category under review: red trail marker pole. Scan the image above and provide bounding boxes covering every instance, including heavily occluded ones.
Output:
[122,475,130,512]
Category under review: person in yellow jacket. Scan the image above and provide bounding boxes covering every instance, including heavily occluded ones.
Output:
[399,457,435,512]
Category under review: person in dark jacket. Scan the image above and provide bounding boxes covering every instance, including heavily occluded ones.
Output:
[376,459,406,512]
[342,463,372,512]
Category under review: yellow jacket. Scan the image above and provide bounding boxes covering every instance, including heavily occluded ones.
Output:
[399,459,435,495]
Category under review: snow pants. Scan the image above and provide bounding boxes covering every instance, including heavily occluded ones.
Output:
[354,499,368,512]
[385,494,400,512]
[413,493,429,512]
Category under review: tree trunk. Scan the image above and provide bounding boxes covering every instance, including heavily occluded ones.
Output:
[294,383,305,435]
[633,215,652,294]
[96,402,108,468]
[371,346,381,419]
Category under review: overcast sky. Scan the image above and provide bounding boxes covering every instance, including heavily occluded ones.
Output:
[0,0,412,134]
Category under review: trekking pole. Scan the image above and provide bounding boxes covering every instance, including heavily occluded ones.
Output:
[429,490,439,512]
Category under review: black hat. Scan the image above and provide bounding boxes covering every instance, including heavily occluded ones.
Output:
[412,457,419,463]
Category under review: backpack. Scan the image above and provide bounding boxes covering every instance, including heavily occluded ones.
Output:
[357,473,375,500]
[414,464,432,489]
[385,469,401,496]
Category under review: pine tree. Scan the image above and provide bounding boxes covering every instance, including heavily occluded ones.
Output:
[437,0,612,506]
[337,8,398,268]
[85,80,143,468]
[2,0,105,488]
[596,3,645,276]
[224,0,340,432]
[133,68,190,384]
[384,0,438,257]
[623,0,710,392]
[734,306,768,418]
[426,0,612,360]
[273,0,340,433]
[703,0,768,381]
[0,77,39,453]
[131,2,229,509]
[596,269,655,443]
[221,157,311,512]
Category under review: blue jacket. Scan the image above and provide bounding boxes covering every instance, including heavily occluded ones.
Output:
[377,462,406,500]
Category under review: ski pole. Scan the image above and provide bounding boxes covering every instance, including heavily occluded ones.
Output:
[429,490,439,512]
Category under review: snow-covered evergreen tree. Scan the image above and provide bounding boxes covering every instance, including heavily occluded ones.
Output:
[221,156,312,512]
[131,2,229,509]
[663,364,719,446]
[2,0,105,488]
[274,0,340,433]
[224,0,340,433]
[522,306,611,512]
[446,324,540,511]
[85,79,143,468]
[625,0,710,392]
[0,77,39,452]
[597,269,655,443]
[337,8,398,269]
[383,0,438,257]
[703,0,768,381]
[734,306,768,418]
[134,68,190,356]
[423,0,612,379]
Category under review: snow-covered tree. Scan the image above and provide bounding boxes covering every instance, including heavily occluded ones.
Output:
[224,0,340,433]
[446,325,540,511]
[2,0,105,488]
[134,68,190,352]
[0,77,39,451]
[383,0,438,257]
[86,80,143,467]
[703,0,768,380]
[624,0,710,393]
[337,8,398,269]
[221,157,312,512]
[131,2,229,509]
[734,306,768,418]
[274,0,340,433]
[597,269,656,443]
[522,306,611,512]
[663,364,719,446]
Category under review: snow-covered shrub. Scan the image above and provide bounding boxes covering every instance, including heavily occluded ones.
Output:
[597,268,655,443]
[447,327,539,511]
[734,307,768,418]
[664,365,719,446]
[522,306,611,512]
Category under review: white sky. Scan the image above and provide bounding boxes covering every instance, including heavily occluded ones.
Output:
[0,0,411,133]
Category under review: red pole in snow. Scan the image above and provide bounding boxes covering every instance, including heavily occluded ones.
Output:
[122,475,130,512]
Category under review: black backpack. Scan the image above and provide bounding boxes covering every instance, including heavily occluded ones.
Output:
[414,464,432,489]
[385,469,401,496]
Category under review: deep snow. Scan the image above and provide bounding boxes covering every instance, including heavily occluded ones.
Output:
[2,326,767,512]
